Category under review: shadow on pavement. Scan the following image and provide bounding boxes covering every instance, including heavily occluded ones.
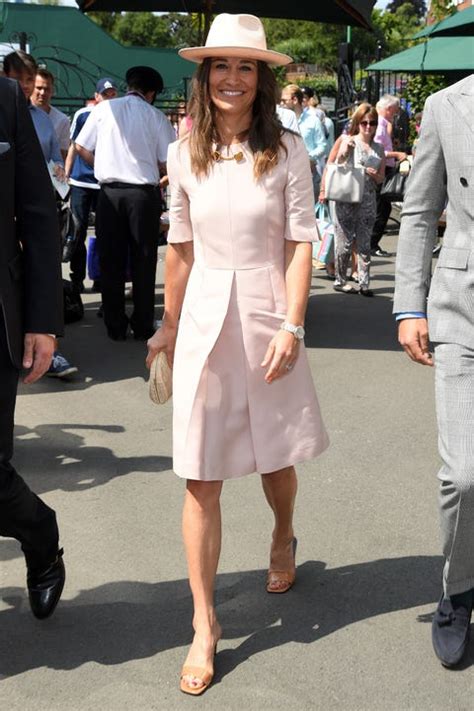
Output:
[17,294,162,396]
[17,271,400,399]
[3,554,471,680]
[305,288,399,352]
[11,423,171,497]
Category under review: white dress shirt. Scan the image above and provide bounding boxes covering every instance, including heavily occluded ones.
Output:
[48,105,71,153]
[76,94,176,185]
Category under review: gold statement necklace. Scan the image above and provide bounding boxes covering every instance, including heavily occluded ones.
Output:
[213,128,249,163]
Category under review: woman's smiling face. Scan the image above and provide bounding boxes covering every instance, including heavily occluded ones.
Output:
[208,56,258,118]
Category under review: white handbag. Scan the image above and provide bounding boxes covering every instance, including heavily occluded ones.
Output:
[325,141,365,204]
[325,163,365,204]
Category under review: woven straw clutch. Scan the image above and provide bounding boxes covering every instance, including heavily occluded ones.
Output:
[149,352,172,405]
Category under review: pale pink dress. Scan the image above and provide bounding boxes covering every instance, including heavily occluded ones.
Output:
[167,132,329,480]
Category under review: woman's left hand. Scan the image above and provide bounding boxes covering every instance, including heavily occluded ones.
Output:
[261,330,299,384]
[366,166,378,181]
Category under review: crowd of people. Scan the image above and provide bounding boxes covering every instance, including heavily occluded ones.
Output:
[1,45,413,345]
[1,10,472,697]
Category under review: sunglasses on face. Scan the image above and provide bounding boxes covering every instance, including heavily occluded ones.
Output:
[360,120,377,127]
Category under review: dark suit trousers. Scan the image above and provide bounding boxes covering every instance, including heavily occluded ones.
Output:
[0,312,59,569]
[96,183,160,338]
[69,185,98,285]
[371,166,395,250]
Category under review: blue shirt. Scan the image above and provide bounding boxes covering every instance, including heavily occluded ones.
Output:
[298,110,327,162]
[29,104,62,164]
[69,106,98,188]
[395,312,426,320]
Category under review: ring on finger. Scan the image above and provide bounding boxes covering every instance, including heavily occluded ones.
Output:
[285,363,293,371]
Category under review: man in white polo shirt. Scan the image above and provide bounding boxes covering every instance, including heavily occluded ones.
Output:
[75,66,175,341]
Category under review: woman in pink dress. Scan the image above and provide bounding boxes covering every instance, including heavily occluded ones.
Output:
[146,13,329,695]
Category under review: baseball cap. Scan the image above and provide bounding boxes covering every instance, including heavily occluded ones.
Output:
[96,77,117,94]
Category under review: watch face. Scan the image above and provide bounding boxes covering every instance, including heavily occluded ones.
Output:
[295,326,305,339]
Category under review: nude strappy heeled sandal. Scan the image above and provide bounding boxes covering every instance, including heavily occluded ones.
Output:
[180,643,218,696]
[266,537,297,594]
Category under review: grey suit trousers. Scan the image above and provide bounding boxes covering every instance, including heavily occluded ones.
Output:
[435,343,474,596]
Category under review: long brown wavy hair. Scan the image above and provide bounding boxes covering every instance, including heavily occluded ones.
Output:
[186,58,287,179]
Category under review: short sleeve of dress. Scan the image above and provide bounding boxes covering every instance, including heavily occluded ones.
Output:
[283,134,319,242]
[167,141,194,243]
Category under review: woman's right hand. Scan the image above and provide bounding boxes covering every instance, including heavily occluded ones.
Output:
[146,324,177,370]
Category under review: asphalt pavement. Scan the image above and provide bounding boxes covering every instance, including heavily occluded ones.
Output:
[1,231,473,710]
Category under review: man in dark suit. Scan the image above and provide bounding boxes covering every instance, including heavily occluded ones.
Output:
[0,76,65,618]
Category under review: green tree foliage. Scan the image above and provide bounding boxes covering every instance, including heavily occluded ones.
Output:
[88,11,120,36]
[402,73,447,113]
[429,0,456,22]
[402,73,448,143]
[352,4,423,60]
[88,7,423,70]
[387,0,427,19]
[266,9,422,68]
[89,12,200,49]
[263,19,344,71]
[294,77,337,98]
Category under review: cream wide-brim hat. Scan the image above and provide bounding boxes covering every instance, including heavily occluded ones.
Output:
[178,13,292,67]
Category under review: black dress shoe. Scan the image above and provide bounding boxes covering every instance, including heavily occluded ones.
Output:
[27,549,65,620]
[432,590,473,667]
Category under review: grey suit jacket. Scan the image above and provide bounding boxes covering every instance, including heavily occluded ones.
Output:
[393,75,474,349]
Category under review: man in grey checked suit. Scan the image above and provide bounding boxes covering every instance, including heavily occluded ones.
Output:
[394,74,474,668]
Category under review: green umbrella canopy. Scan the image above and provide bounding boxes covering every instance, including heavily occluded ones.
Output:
[414,6,474,39]
[76,0,375,30]
[366,35,474,73]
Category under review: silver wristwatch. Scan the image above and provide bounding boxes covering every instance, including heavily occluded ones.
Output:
[280,322,305,340]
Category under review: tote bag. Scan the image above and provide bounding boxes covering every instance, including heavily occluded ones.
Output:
[325,162,365,204]
[325,139,366,204]
[313,203,335,264]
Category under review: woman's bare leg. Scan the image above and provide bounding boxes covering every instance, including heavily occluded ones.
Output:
[261,466,298,590]
[181,479,223,690]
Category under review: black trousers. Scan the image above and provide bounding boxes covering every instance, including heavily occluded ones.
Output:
[69,185,98,285]
[0,313,58,570]
[370,166,395,251]
[96,183,160,338]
